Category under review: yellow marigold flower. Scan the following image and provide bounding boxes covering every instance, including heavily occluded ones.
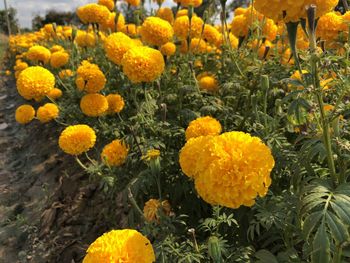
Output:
[140,17,174,46]
[143,199,171,222]
[142,149,161,161]
[104,32,140,65]
[180,132,275,208]
[26,45,51,64]
[82,229,155,263]
[100,12,125,32]
[101,139,128,166]
[203,25,221,46]
[50,45,64,53]
[75,31,96,47]
[50,51,69,68]
[324,104,335,112]
[47,88,63,100]
[317,12,343,42]
[160,42,176,56]
[80,93,108,117]
[121,46,165,83]
[76,61,106,93]
[77,3,110,24]
[36,103,59,123]
[98,0,115,11]
[235,7,248,16]
[121,23,138,37]
[231,15,248,37]
[263,18,278,41]
[173,15,203,39]
[59,125,96,155]
[197,72,219,92]
[176,9,188,18]
[189,38,207,53]
[180,0,202,8]
[156,7,175,24]
[185,116,222,141]
[59,69,73,79]
[106,94,125,114]
[124,0,140,7]
[16,66,55,100]
[44,24,55,35]
[15,104,35,124]
[14,60,28,72]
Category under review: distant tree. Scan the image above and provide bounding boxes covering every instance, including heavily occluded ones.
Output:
[0,7,19,35]
[32,10,79,30]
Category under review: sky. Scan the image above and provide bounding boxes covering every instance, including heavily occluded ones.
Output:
[0,0,176,29]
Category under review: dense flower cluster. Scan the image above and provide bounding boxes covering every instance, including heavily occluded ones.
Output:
[83,229,155,263]
[185,116,222,141]
[121,46,165,83]
[180,131,275,208]
[58,125,96,155]
[16,66,55,100]
[101,139,129,166]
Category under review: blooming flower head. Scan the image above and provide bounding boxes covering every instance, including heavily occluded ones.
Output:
[179,131,275,208]
[185,116,222,141]
[98,0,115,11]
[189,38,207,53]
[203,25,221,46]
[121,46,165,83]
[124,0,141,7]
[16,66,55,100]
[50,51,69,68]
[100,12,125,32]
[104,32,141,65]
[106,94,125,114]
[59,69,73,79]
[77,3,110,24]
[317,12,343,42]
[47,88,63,100]
[59,124,96,155]
[156,7,175,24]
[80,93,108,117]
[140,17,174,46]
[197,72,219,92]
[143,199,171,222]
[75,61,106,93]
[75,30,96,47]
[180,0,202,8]
[36,103,59,123]
[101,139,129,167]
[15,104,35,124]
[83,229,155,263]
[50,45,64,53]
[160,42,176,56]
[173,15,203,39]
[26,45,51,64]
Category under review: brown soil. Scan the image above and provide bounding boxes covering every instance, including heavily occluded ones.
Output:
[0,75,127,262]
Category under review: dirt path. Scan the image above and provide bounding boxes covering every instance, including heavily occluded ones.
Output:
[0,76,127,262]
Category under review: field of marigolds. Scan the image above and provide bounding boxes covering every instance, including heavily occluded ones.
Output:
[4,0,350,261]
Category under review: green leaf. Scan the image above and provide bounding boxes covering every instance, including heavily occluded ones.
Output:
[302,212,323,241]
[330,201,350,225]
[255,249,278,263]
[325,212,349,243]
[311,223,331,263]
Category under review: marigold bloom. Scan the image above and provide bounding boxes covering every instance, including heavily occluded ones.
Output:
[16,66,55,100]
[36,103,59,123]
[180,131,275,208]
[98,0,115,11]
[317,12,343,42]
[143,199,171,222]
[101,139,128,166]
[104,32,140,65]
[100,12,125,32]
[180,0,202,8]
[80,93,108,117]
[26,45,51,64]
[59,125,96,155]
[121,46,165,83]
[59,69,73,79]
[50,51,69,68]
[121,23,138,37]
[83,229,155,263]
[156,7,175,24]
[47,88,63,100]
[189,38,207,53]
[76,61,106,93]
[185,116,222,141]
[231,15,248,37]
[160,42,176,56]
[15,104,35,124]
[50,45,64,53]
[140,17,174,46]
[77,3,110,24]
[106,94,125,114]
[203,25,221,46]
[125,0,140,7]
[173,15,203,39]
[197,72,219,92]
[75,31,96,47]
